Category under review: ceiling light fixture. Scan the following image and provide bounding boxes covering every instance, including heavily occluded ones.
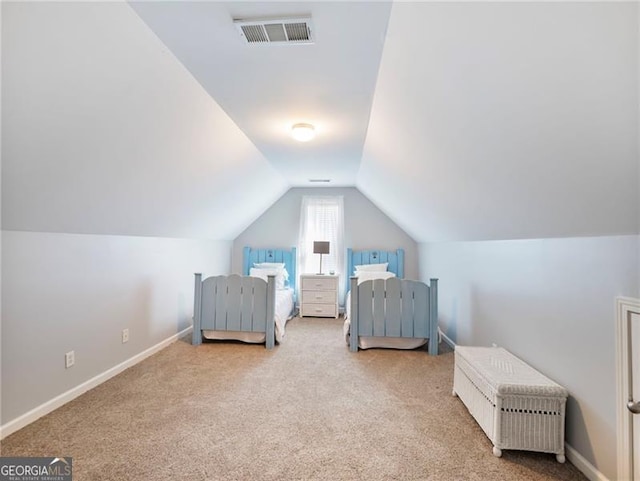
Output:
[291,123,315,142]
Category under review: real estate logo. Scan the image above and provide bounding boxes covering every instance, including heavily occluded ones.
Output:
[0,457,72,481]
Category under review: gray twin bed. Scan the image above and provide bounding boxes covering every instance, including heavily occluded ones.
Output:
[192,247,438,354]
[192,247,296,349]
[344,248,439,355]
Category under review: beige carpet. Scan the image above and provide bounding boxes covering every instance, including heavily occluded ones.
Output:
[2,317,586,480]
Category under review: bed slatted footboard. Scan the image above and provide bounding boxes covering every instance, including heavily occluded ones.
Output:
[349,277,439,355]
[192,273,276,349]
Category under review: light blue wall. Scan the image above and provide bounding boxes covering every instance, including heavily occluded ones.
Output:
[1,230,231,426]
[233,187,419,288]
[419,235,639,480]
[1,2,245,431]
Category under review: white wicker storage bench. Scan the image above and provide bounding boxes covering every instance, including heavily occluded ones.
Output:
[453,346,568,462]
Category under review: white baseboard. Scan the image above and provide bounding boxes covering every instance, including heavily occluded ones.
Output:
[0,326,192,440]
[440,329,456,349]
[565,443,610,481]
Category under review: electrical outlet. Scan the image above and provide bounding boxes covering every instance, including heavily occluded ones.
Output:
[122,328,129,344]
[65,351,75,368]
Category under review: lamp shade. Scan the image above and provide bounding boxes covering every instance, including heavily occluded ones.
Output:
[313,241,330,255]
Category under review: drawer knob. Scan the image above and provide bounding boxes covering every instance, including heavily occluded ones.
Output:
[627,400,640,414]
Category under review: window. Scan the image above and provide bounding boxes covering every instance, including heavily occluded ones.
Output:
[298,196,345,301]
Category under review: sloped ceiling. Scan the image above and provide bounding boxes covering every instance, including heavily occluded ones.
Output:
[2,1,288,240]
[359,2,639,242]
[128,1,392,187]
[3,2,638,243]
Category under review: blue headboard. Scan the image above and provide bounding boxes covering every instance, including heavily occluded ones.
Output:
[346,248,405,279]
[243,246,297,293]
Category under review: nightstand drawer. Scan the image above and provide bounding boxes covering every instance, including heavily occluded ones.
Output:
[301,290,336,304]
[301,303,337,318]
[301,277,337,291]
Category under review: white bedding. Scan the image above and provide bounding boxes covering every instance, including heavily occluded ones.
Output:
[343,290,427,350]
[203,288,294,344]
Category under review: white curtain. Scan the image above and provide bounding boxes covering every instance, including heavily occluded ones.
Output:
[298,196,345,303]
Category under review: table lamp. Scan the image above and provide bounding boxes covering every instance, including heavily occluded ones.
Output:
[313,241,330,275]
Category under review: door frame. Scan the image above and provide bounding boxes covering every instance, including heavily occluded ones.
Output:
[617,296,640,481]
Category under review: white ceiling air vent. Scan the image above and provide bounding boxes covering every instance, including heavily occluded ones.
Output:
[234,17,314,45]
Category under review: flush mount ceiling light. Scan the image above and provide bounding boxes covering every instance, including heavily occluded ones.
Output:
[291,123,315,142]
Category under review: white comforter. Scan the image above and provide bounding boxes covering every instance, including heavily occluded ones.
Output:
[203,288,294,343]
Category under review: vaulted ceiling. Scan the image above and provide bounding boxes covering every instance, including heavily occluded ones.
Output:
[129,1,392,187]
[2,1,638,242]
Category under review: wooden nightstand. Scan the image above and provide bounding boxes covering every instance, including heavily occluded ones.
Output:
[300,274,339,318]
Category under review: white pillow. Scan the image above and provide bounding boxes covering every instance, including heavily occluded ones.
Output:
[253,263,289,281]
[355,262,388,272]
[249,268,286,290]
[356,271,396,285]
[253,262,285,269]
